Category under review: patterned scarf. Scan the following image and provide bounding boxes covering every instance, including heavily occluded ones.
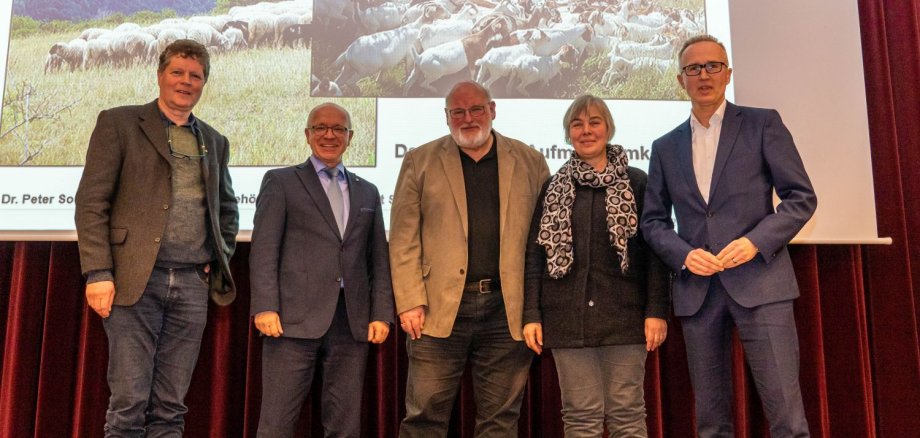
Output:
[537,144,638,278]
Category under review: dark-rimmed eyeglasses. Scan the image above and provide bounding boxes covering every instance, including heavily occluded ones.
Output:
[167,126,206,160]
[446,105,488,120]
[308,125,351,136]
[681,61,727,76]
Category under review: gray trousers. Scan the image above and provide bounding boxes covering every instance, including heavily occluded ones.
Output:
[553,344,648,438]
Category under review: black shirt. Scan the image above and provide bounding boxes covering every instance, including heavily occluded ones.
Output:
[459,133,501,283]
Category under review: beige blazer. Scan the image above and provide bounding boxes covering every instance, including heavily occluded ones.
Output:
[389,131,550,340]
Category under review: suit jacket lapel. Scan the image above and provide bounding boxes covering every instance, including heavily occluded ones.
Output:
[439,142,468,239]
[675,120,706,206]
[295,161,342,240]
[708,102,742,201]
[139,101,171,163]
[343,169,361,239]
[495,133,516,237]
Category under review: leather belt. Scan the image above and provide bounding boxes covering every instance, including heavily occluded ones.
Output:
[463,279,500,294]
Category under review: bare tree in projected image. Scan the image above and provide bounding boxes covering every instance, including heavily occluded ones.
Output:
[310,0,706,99]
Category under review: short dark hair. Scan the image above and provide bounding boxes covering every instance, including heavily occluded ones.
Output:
[158,39,211,81]
[678,34,728,63]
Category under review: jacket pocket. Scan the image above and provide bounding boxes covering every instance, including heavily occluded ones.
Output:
[109,228,127,244]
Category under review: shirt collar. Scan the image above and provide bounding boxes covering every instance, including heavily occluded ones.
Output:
[690,99,727,129]
[309,155,346,177]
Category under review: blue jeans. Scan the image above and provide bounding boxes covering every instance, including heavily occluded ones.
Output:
[400,290,533,438]
[553,344,648,437]
[102,265,210,438]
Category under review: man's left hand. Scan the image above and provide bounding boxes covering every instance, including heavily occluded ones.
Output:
[368,321,390,344]
[717,237,759,269]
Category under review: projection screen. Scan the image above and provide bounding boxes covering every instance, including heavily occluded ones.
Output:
[0,0,885,243]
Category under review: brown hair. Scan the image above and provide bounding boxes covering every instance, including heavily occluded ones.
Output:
[158,39,211,81]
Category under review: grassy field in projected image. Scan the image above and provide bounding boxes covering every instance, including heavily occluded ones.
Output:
[0,31,377,167]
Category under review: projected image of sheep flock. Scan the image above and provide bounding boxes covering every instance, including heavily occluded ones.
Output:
[311,0,705,98]
[1,0,379,167]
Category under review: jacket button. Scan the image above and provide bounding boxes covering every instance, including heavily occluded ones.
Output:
[588,300,595,307]
[336,277,342,282]
[706,211,713,217]
[163,204,169,210]
[459,269,465,275]
[154,237,160,243]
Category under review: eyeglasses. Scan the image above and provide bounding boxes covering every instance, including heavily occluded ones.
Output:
[446,105,488,120]
[308,125,351,136]
[681,61,727,76]
[167,126,206,160]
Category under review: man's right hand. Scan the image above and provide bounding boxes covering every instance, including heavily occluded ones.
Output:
[86,281,115,318]
[684,248,725,276]
[254,311,284,337]
[399,305,426,340]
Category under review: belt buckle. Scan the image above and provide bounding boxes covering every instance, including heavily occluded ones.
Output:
[478,279,491,293]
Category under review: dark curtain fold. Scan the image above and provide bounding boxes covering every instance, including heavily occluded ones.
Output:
[2,0,919,435]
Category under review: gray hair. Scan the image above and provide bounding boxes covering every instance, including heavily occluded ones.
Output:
[445,81,492,107]
[306,102,352,129]
[678,34,729,64]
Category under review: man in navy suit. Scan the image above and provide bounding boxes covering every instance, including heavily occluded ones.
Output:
[641,35,817,437]
[250,102,394,437]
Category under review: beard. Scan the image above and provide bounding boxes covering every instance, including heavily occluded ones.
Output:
[450,120,492,150]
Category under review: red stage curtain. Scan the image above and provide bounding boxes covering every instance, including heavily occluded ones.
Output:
[2,0,919,435]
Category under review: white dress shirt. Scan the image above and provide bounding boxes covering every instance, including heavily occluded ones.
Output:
[689,99,727,203]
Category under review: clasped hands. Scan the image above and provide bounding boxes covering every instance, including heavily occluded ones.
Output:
[254,311,390,344]
[684,237,759,276]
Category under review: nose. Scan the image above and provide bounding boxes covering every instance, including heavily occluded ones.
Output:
[322,128,337,138]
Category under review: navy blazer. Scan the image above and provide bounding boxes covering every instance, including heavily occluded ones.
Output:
[640,102,817,316]
[249,160,394,340]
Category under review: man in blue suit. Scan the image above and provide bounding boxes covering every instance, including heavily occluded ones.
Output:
[250,102,394,437]
[641,35,817,437]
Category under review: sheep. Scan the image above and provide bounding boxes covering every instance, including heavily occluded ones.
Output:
[113,22,142,33]
[43,53,63,74]
[601,55,674,86]
[110,31,154,68]
[83,38,112,69]
[312,75,344,96]
[222,20,249,39]
[247,14,279,48]
[333,3,451,87]
[474,43,535,89]
[613,34,675,60]
[620,21,672,43]
[417,20,474,51]
[356,1,407,33]
[189,15,231,32]
[79,28,111,40]
[184,22,226,49]
[505,44,577,96]
[49,39,87,71]
[530,24,592,56]
[156,28,187,56]
[223,27,249,51]
[404,22,511,94]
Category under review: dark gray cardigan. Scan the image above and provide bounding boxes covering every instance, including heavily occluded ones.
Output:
[523,166,670,349]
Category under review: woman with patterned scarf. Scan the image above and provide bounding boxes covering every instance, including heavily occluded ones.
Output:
[522,95,670,437]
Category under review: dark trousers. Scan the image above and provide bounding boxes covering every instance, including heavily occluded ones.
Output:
[399,290,533,438]
[257,292,369,438]
[102,265,210,438]
[680,277,810,438]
